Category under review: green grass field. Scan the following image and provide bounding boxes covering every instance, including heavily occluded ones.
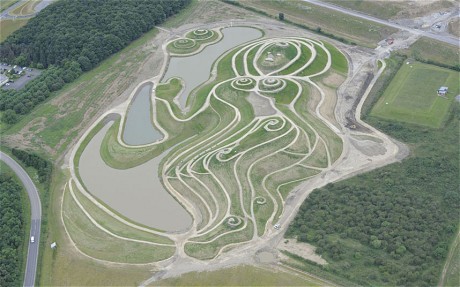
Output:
[0,18,29,42]
[370,61,459,128]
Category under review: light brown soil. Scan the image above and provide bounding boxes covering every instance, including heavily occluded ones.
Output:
[278,239,327,265]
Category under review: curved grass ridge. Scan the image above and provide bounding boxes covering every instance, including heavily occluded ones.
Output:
[166,28,222,56]
[67,29,347,262]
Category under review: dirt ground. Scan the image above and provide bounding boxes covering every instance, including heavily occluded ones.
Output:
[278,239,327,265]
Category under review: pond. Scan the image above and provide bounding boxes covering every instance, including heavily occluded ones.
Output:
[122,83,163,145]
[79,122,192,232]
[162,26,262,110]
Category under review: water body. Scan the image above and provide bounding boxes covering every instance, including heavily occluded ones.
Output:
[122,83,163,145]
[79,122,192,232]
[162,26,263,109]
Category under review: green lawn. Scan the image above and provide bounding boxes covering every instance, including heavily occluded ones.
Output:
[370,61,459,128]
[0,18,29,42]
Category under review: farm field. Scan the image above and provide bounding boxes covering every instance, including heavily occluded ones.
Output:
[370,61,459,128]
[236,0,398,47]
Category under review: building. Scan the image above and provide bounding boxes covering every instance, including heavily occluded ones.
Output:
[437,86,448,96]
[0,74,9,87]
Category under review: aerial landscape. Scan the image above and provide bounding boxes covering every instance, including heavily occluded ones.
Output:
[0,0,458,286]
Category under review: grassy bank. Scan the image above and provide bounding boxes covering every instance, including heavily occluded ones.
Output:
[228,0,397,47]
[399,37,460,71]
[0,18,29,42]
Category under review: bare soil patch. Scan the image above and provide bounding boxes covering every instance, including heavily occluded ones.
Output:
[278,238,327,265]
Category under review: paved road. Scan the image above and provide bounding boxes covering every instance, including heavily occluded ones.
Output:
[303,0,459,46]
[0,151,41,287]
[0,0,53,20]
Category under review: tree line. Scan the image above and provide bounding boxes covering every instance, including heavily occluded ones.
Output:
[12,148,52,186]
[287,107,459,286]
[0,173,25,286]
[0,0,191,124]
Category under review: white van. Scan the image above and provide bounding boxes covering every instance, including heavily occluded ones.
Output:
[30,236,35,243]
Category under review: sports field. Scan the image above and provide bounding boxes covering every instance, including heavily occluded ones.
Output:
[371,62,459,128]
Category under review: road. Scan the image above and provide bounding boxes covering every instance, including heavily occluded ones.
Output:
[0,0,53,20]
[303,0,459,46]
[0,151,41,287]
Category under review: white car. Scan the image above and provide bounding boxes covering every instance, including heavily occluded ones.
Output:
[30,236,35,243]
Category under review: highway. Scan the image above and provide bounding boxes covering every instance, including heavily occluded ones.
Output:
[303,0,460,46]
[0,151,41,287]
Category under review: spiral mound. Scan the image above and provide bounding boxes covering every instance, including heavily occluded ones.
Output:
[276,41,289,47]
[258,77,286,93]
[226,216,243,227]
[191,29,214,40]
[231,77,256,91]
[173,38,196,49]
[254,196,267,205]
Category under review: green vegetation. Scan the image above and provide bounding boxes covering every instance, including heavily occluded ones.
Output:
[167,29,220,55]
[2,27,159,156]
[443,234,460,287]
[399,37,460,71]
[0,19,28,42]
[62,185,175,263]
[370,61,459,128]
[0,0,191,123]
[228,0,397,47]
[12,148,52,185]
[155,265,327,286]
[287,92,459,286]
[0,164,25,287]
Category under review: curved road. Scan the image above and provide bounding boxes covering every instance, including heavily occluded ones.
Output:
[0,151,41,287]
[303,0,459,46]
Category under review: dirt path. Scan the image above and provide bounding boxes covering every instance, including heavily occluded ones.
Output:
[438,229,460,287]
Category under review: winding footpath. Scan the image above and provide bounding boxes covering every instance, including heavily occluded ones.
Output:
[0,152,41,287]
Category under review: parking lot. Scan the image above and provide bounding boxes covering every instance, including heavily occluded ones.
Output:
[0,63,42,90]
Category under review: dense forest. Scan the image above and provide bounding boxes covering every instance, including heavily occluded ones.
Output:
[0,171,25,286]
[287,107,459,286]
[12,148,52,185]
[0,0,190,123]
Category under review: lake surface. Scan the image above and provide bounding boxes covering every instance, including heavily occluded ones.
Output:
[162,26,262,109]
[122,83,163,145]
[79,122,192,232]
